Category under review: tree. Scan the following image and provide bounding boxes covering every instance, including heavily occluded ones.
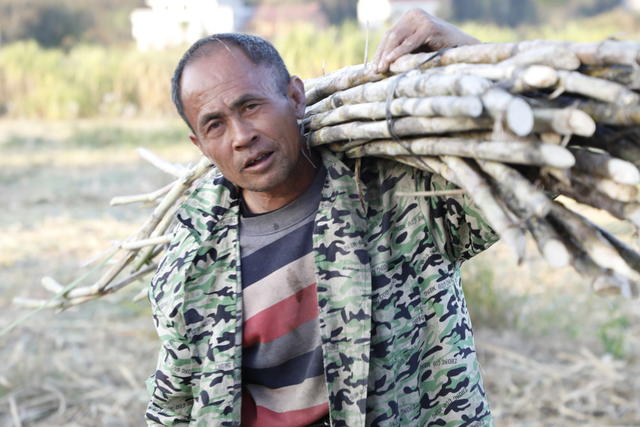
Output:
[0,0,144,47]
[319,0,357,25]
[23,4,92,48]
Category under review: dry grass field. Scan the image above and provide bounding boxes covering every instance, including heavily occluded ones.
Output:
[0,120,638,426]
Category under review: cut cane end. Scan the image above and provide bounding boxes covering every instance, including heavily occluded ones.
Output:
[540,144,575,168]
[542,240,570,268]
[522,65,558,88]
[568,110,596,137]
[506,98,534,136]
[609,159,640,185]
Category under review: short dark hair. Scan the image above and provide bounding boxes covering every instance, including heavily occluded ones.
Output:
[171,33,291,131]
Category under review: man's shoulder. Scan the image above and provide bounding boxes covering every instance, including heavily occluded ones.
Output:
[149,164,238,311]
[319,148,426,187]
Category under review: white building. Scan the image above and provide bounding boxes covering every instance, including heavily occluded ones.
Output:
[357,0,441,28]
[131,0,249,51]
[625,0,640,12]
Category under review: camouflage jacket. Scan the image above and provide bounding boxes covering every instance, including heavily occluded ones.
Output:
[146,149,498,426]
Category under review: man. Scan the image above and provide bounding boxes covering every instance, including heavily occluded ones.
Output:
[146,9,495,427]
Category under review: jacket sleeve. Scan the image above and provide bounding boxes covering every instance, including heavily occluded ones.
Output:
[145,228,197,426]
[419,168,500,263]
[145,304,194,426]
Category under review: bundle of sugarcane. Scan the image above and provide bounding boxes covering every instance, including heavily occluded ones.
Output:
[18,40,640,309]
[302,39,640,298]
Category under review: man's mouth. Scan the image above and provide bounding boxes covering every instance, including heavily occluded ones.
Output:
[244,152,273,169]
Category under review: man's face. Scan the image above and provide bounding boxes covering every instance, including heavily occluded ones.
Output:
[181,45,310,206]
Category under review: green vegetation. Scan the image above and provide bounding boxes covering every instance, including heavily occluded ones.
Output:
[597,309,632,358]
[274,22,383,79]
[0,40,180,119]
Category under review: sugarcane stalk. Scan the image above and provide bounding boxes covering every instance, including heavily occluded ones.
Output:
[110,181,174,206]
[545,175,640,227]
[305,63,386,105]
[561,206,640,281]
[477,159,552,217]
[580,65,640,90]
[549,201,640,282]
[390,43,520,73]
[104,264,158,294]
[498,45,580,70]
[557,70,640,106]
[533,108,596,137]
[566,241,634,297]
[65,157,212,299]
[569,146,640,185]
[131,201,181,271]
[309,117,493,146]
[418,63,559,91]
[541,166,571,187]
[305,71,493,117]
[441,155,527,261]
[481,87,534,136]
[41,277,65,294]
[345,137,575,168]
[597,227,640,282]
[119,235,173,250]
[570,171,638,202]
[552,215,637,297]
[573,131,640,167]
[509,65,560,92]
[134,156,212,241]
[305,96,483,129]
[491,174,571,268]
[13,297,65,309]
[570,40,640,67]
[571,100,640,126]
[137,147,189,177]
[389,40,640,74]
[306,72,411,116]
[526,216,571,268]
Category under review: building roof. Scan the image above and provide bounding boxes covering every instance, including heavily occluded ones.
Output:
[248,2,328,37]
[251,2,327,22]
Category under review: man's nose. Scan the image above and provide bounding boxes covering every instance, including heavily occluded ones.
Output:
[230,117,258,149]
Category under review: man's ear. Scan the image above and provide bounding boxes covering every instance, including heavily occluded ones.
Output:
[189,133,203,151]
[287,76,306,119]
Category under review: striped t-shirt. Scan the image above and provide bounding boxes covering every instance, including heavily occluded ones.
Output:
[239,167,328,427]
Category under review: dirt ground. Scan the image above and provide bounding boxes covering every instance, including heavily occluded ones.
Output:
[1,120,638,426]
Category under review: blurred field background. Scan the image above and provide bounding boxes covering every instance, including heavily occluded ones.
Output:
[1,0,640,425]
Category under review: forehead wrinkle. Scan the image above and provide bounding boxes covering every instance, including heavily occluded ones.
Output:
[181,47,286,132]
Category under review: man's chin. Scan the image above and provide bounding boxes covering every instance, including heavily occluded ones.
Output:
[239,178,281,194]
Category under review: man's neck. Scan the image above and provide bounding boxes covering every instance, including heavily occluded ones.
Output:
[241,151,321,214]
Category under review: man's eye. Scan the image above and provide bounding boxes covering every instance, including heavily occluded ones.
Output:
[245,103,259,111]
[207,121,222,132]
